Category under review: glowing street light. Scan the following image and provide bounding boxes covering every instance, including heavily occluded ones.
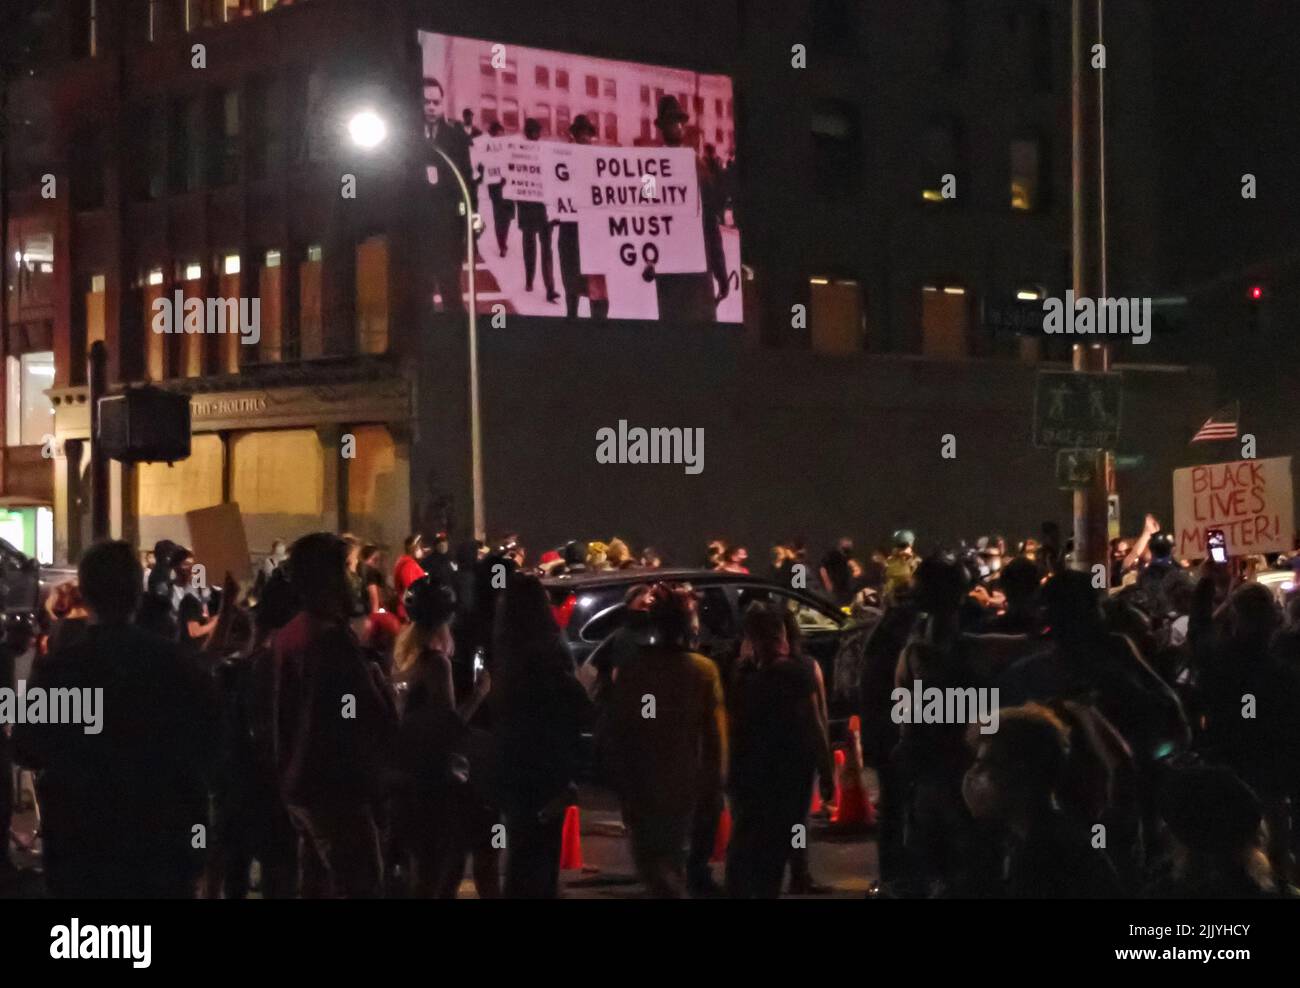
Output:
[345,106,485,540]
[346,109,388,150]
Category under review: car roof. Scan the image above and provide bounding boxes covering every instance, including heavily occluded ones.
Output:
[541,567,761,589]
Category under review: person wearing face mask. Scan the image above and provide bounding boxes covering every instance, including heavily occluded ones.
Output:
[961,704,1122,898]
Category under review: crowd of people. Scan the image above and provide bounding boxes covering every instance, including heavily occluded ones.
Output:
[1,513,1298,899]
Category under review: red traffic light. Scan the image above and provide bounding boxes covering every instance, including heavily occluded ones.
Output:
[1250,285,1263,300]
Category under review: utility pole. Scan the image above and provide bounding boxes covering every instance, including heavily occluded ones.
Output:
[1070,0,1112,576]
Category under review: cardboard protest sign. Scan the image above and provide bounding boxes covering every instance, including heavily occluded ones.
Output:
[573,146,704,275]
[501,140,545,202]
[186,501,254,587]
[1172,456,1294,558]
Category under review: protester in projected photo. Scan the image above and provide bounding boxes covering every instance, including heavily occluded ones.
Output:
[422,75,473,315]
[598,583,727,897]
[650,96,728,323]
[517,118,561,304]
[483,121,515,258]
[15,540,217,898]
[491,573,592,897]
[273,533,397,898]
[391,575,495,898]
[556,114,610,319]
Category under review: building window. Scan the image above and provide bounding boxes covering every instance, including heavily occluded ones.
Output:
[356,235,389,355]
[501,61,517,86]
[70,124,106,210]
[501,98,519,132]
[479,57,495,78]
[88,0,99,57]
[811,0,858,56]
[603,79,616,99]
[809,277,864,354]
[1010,137,1042,211]
[641,85,651,106]
[921,284,970,358]
[640,117,652,142]
[5,352,55,447]
[534,104,552,137]
[811,100,862,196]
[480,95,498,128]
[169,96,207,193]
[555,69,569,91]
[535,65,549,88]
[585,75,599,98]
[247,77,284,180]
[920,116,964,204]
[555,105,570,137]
[940,0,969,77]
[299,245,323,360]
[604,115,617,143]
[213,90,241,186]
[258,249,283,364]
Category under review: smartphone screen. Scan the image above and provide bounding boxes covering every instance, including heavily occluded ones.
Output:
[1207,529,1228,564]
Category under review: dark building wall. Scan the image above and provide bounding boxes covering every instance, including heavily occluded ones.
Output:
[417,313,1214,561]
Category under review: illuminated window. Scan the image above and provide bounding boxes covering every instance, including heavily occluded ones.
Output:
[299,246,323,360]
[5,352,55,447]
[223,253,241,276]
[921,283,970,359]
[1010,137,1042,211]
[258,250,283,363]
[810,277,865,354]
[184,262,203,280]
[147,268,165,286]
[356,235,389,356]
[920,117,963,204]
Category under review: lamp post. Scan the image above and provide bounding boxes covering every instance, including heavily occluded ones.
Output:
[348,110,485,542]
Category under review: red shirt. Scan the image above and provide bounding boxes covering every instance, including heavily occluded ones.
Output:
[393,554,425,620]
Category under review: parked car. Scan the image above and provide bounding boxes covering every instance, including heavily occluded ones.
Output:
[542,567,859,734]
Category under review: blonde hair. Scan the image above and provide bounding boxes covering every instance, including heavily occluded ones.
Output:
[392,622,424,680]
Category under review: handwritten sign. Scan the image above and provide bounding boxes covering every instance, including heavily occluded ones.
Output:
[1172,456,1294,558]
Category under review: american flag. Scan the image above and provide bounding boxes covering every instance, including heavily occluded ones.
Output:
[1190,402,1240,443]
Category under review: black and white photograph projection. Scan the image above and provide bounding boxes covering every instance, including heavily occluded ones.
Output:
[418,31,742,322]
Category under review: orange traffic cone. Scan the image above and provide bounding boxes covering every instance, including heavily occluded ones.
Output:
[710,803,732,863]
[559,804,583,871]
[831,716,876,828]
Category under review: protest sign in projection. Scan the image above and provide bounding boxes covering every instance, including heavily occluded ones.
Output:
[501,140,545,202]
[542,142,581,220]
[573,147,704,274]
[470,135,505,186]
[1172,456,1294,558]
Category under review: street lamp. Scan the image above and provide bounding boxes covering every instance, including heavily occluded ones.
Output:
[346,109,485,542]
